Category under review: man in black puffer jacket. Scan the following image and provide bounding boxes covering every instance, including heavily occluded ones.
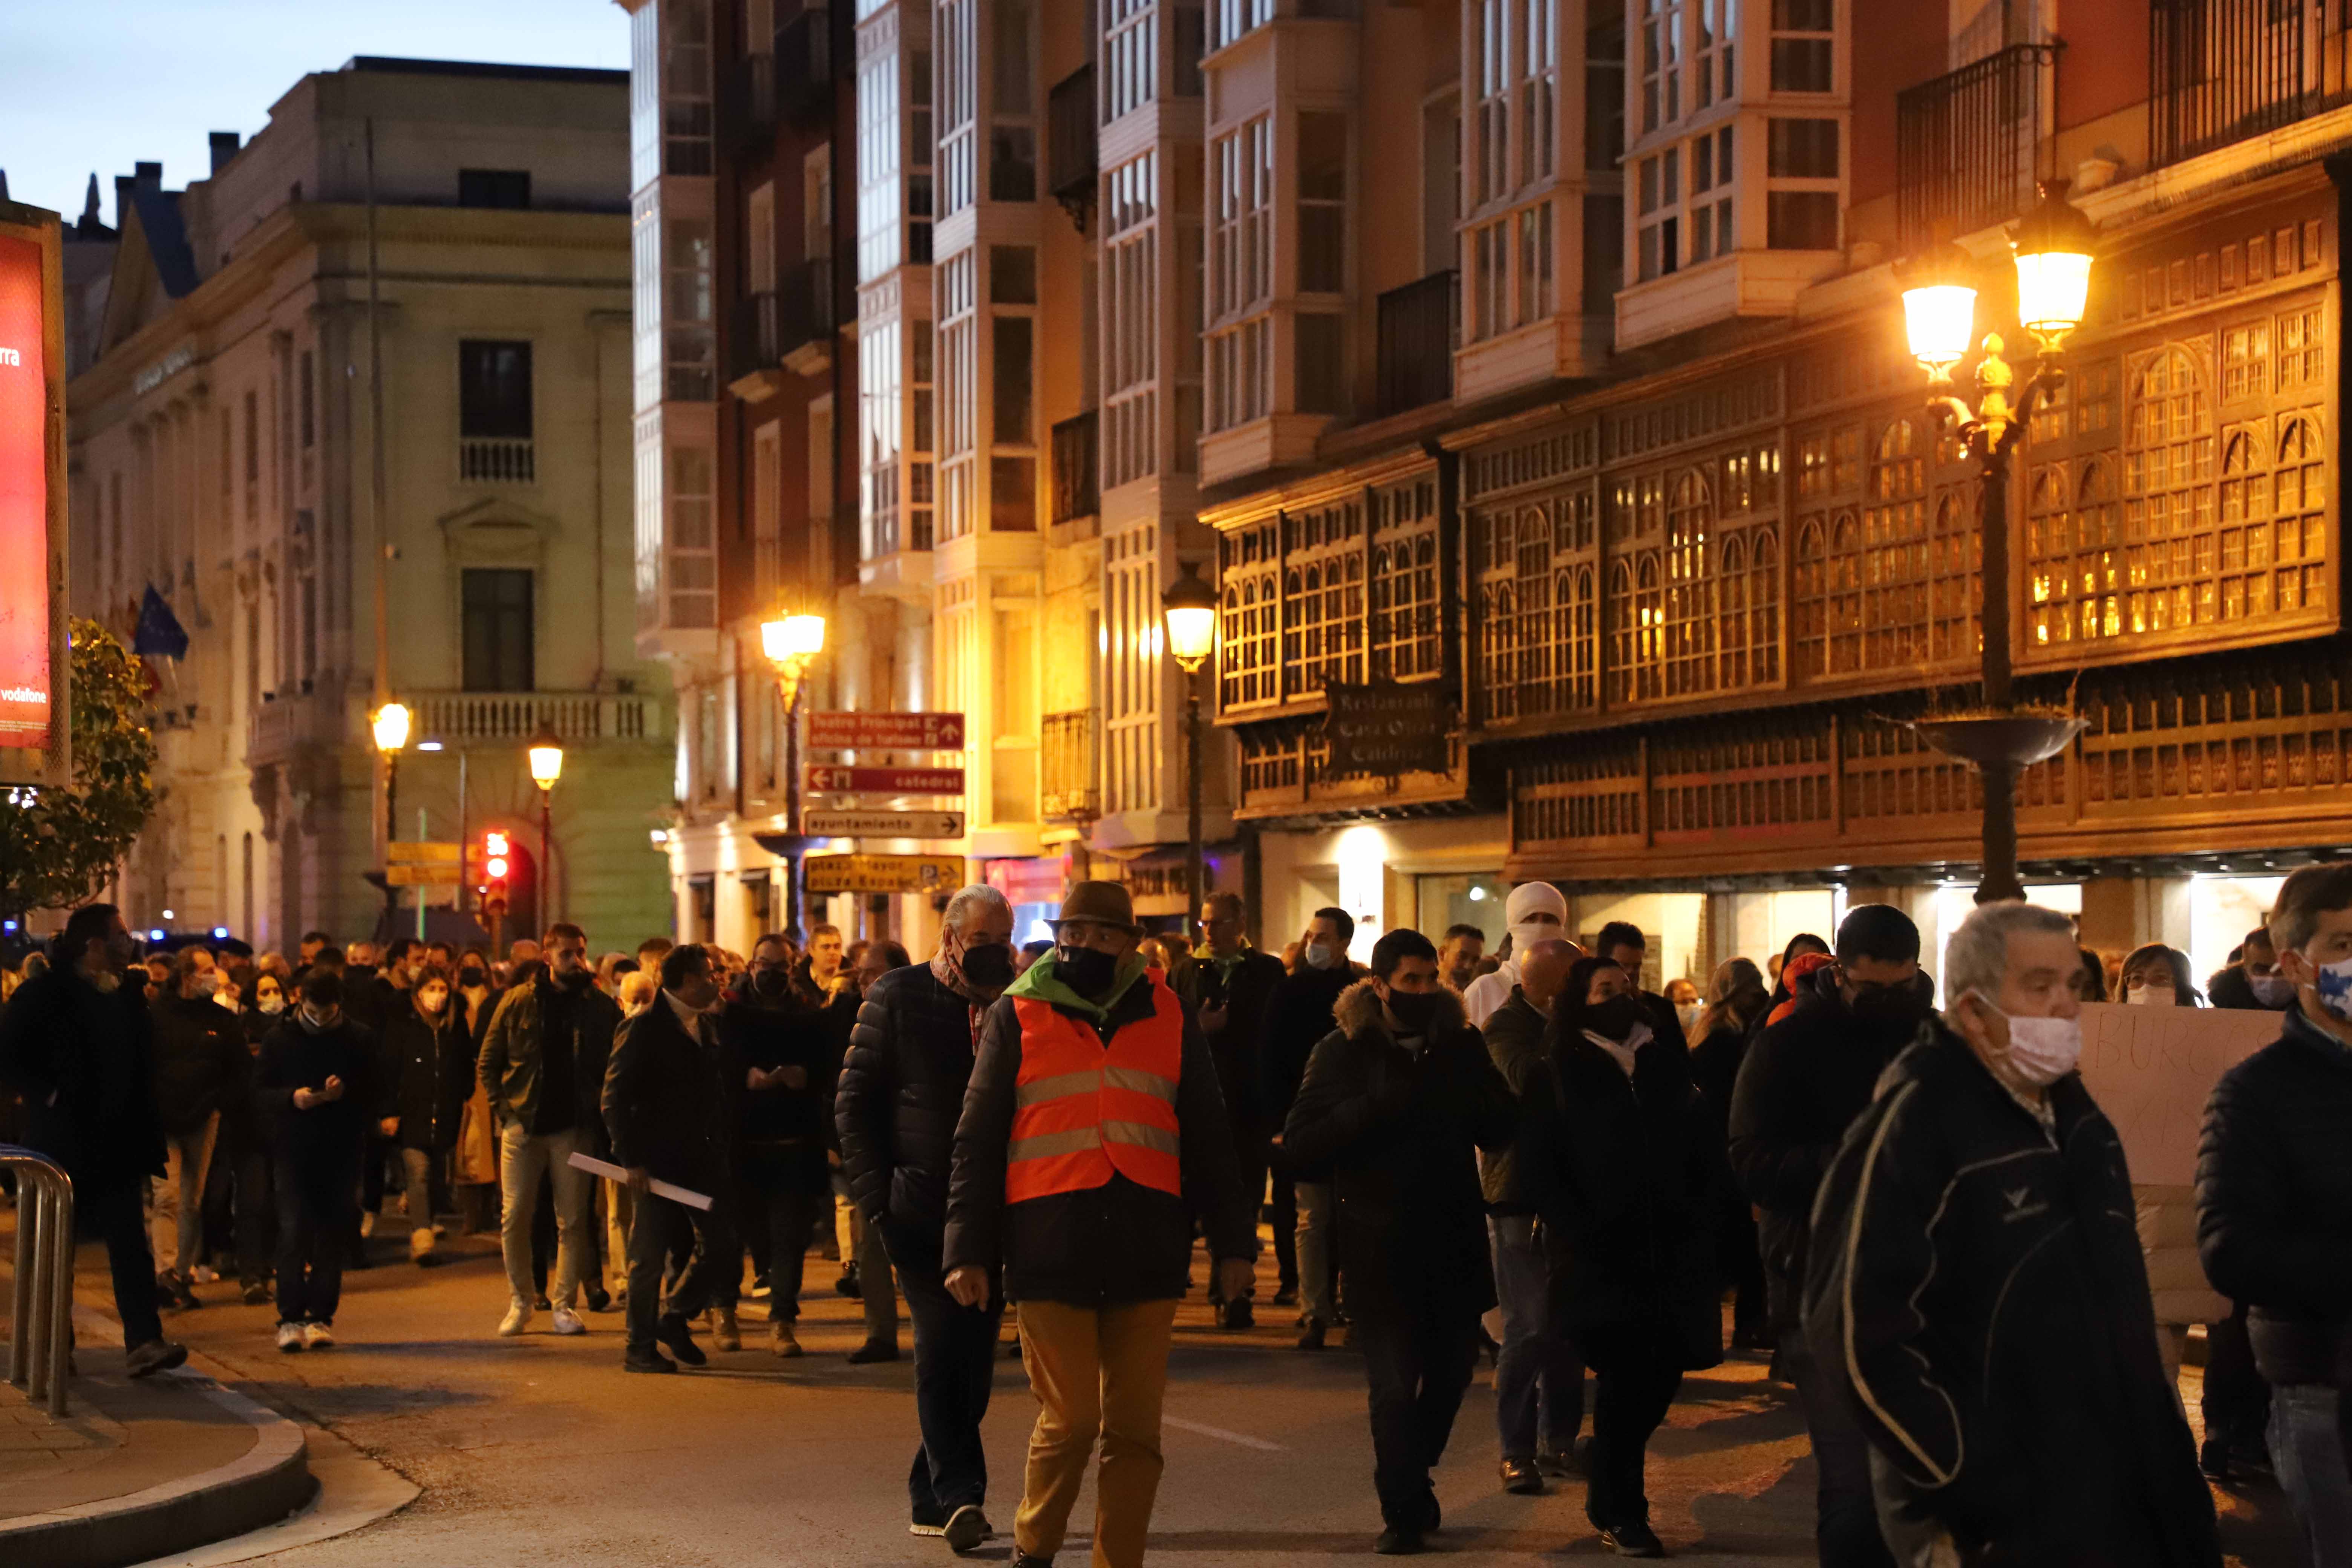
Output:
[1284,929,1514,1554]
[1728,905,1929,1568]
[1807,901,2217,1568]
[1260,907,1360,1346]
[2199,862,2352,1563]
[835,885,1021,1552]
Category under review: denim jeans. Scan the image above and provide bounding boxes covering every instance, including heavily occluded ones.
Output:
[147,1115,219,1277]
[275,1153,356,1326]
[1488,1215,1583,1460]
[884,1221,1004,1521]
[1296,1180,1337,1324]
[1784,1327,1897,1568]
[2271,1383,2352,1568]
[499,1122,591,1310]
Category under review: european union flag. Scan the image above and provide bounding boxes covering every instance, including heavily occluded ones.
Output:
[133,586,189,660]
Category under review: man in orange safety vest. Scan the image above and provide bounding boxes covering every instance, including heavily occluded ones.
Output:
[944,880,1256,1568]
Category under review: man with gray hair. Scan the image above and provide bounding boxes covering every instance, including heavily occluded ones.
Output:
[1805,901,2218,1568]
[837,885,1021,1554]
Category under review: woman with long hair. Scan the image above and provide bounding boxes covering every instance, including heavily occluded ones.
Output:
[1532,955,1721,1556]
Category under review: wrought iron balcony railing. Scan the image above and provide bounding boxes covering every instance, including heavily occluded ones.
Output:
[1050,410,1099,524]
[1895,42,2056,252]
[1374,270,1458,418]
[1049,64,1097,231]
[777,5,836,129]
[724,52,777,154]
[2151,0,2352,167]
[731,257,837,381]
[1041,710,1101,823]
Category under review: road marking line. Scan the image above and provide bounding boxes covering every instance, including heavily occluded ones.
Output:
[1162,1415,1285,1452]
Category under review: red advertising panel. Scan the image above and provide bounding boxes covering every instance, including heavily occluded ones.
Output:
[804,765,966,795]
[0,231,50,749]
[806,710,966,749]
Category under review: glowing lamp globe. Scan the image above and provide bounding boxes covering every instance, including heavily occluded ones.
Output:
[1159,561,1219,674]
[761,614,827,664]
[371,701,411,753]
[2009,181,2099,351]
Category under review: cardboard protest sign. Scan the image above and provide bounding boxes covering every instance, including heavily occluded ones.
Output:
[2075,1002,2280,1187]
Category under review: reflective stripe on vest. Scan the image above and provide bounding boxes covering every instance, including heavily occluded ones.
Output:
[1005,980,1185,1204]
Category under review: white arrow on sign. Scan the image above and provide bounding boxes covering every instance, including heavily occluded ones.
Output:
[801,810,967,839]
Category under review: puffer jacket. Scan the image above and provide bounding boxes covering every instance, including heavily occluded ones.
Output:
[2197,1003,2352,1386]
[1282,979,1515,1324]
[1807,1024,2219,1567]
[836,961,988,1231]
[945,953,1254,1305]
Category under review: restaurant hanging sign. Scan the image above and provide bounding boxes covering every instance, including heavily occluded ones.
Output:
[0,203,68,788]
[1321,680,1456,779]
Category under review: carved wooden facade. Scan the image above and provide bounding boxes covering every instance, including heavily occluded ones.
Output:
[1205,166,2346,874]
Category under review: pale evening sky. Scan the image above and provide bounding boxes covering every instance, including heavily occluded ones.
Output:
[0,1,631,224]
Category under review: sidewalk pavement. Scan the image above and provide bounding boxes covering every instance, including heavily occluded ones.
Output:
[0,1249,313,1568]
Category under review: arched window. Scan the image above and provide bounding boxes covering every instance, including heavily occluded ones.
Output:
[2271,415,2326,617]
[1664,471,1716,696]
[1793,516,1827,678]
[1750,526,1781,683]
[1862,418,1930,669]
[1605,559,1637,706]
[2123,345,2214,627]
[1828,511,1862,674]
[1718,534,1749,689]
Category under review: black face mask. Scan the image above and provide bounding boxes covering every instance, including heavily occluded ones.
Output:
[1057,944,1118,996]
[752,967,790,995]
[458,967,487,989]
[959,942,1016,991]
[1585,994,1643,1041]
[1386,990,1440,1035]
[1849,981,1929,1030]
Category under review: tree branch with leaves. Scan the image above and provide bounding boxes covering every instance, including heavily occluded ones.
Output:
[0,619,157,916]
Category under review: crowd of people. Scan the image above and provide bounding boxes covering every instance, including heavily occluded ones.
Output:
[4,862,2349,1567]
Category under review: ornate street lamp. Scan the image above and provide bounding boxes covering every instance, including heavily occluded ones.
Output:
[527,722,564,926]
[1160,561,1219,936]
[1899,180,2099,904]
[761,611,828,939]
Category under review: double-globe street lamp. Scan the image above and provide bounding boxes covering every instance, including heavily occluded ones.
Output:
[761,611,828,940]
[1161,562,1219,936]
[1898,180,2099,905]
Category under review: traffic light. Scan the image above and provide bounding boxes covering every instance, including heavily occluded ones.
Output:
[481,829,511,917]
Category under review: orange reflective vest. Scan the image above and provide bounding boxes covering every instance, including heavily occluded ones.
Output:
[1005,979,1185,1205]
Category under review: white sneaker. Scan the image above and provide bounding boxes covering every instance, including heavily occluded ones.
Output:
[191,1265,219,1283]
[302,1321,335,1349]
[498,1302,532,1337]
[276,1322,305,1352]
[550,1306,586,1336]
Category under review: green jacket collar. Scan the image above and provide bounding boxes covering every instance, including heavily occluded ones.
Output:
[1007,949,1152,1021]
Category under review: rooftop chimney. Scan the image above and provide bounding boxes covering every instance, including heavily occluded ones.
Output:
[135,161,162,188]
[208,132,241,176]
[115,174,135,227]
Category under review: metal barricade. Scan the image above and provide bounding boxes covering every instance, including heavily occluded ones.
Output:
[3,1145,74,1416]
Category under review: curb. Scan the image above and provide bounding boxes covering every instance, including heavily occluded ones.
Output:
[0,1312,315,1568]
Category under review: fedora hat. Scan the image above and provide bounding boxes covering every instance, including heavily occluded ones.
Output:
[1050,880,1141,934]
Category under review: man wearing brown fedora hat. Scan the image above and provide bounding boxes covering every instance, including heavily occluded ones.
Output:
[943,879,1257,1568]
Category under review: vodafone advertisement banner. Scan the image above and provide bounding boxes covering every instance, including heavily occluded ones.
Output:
[0,231,51,750]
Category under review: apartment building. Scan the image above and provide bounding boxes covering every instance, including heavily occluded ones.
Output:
[1204,0,2352,987]
[67,58,674,950]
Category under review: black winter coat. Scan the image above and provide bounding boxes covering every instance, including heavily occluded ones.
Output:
[836,962,987,1231]
[1259,963,1356,1179]
[2205,965,2283,1013]
[1173,947,1286,1134]
[385,1003,471,1152]
[1528,1020,1720,1364]
[2197,1004,2352,1387]
[1726,965,1928,1328]
[0,968,166,1186]
[602,998,729,1192]
[1805,1027,2220,1568]
[1282,980,1515,1324]
[150,992,252,1135]
[256,1018,387,1173]
[945,965,1254,1306]
[722,987,831,1192]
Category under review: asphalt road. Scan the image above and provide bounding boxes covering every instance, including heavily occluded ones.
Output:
[127,1225,2299,1567]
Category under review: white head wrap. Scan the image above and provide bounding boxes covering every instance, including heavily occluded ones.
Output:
[1505,881,1568,954]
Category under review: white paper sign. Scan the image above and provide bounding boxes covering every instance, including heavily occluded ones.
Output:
[2074,1001,2280,1187]
[566,1151,715,1211]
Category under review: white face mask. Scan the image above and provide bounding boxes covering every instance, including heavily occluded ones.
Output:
[2312,954,2352,1022]
[257,994,285,1015]
[1675,1001,1703,1034]
[2003,1011,2083,1086]
[2250,972,2296,1008]
[1304,940,1338,971]
[2126,983,2174,1008]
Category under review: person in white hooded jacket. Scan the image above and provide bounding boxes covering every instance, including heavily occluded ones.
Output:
[1461,883,1571,1028]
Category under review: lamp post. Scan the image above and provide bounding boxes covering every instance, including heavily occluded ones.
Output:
[527,723,564,928]
[372,701,410,919]
[1899,180,2099,904]
[760,611,827,940]
[1160,561,1219,937]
